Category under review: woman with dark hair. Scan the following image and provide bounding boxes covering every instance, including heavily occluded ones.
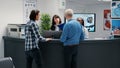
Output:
[77,17,89,39]
[51,15,62,31]
[25,9,51,68]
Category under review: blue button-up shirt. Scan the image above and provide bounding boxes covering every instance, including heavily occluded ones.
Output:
[60,19,84,46]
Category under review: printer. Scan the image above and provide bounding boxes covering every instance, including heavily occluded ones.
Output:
[7,24,26,38]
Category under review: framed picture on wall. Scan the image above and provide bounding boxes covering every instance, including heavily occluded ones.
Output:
[103,9,111,30]
[72,13,96,32]
[111,1,120,18]
[112,19,120,36]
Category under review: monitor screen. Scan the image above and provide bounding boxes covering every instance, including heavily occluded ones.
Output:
[42,30,62,39]
[72,13,96,32]
[112,19,120,36]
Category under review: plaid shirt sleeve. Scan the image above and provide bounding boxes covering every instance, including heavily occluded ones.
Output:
[31,23,46,42]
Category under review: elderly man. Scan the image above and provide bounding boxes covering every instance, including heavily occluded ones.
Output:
[60,9,84,68]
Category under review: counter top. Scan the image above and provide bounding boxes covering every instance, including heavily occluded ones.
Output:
[3,36,120,41]
[3,36,120,45]
[3,36,120,68]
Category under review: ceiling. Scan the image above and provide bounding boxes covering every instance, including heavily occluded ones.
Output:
[66,0,111,7]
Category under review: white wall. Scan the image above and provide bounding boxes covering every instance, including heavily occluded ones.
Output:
[0,0,111,57]
[66,2,111,39]
[83,4,111,39]
[37,0,65,22]
[0,0,65,58]
[0,0,23,58]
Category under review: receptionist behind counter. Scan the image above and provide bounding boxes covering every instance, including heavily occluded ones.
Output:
[77,17,89,39]
[51,15,62,31]
[50,15,65,31]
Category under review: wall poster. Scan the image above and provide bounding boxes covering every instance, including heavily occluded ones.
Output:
[23,0,37,23]
[112,19,120,36]
[111,1,120,18]
[103,9,111,30]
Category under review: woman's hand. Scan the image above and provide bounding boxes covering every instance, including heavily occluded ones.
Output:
[46,38,52,41]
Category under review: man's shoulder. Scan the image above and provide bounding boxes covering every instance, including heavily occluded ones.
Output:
[69,19,78,23]
[65,19,79,26]
[69,20,80,25]
[65,22,72,26]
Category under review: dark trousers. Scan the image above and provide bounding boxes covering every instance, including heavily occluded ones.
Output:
[64,45,78,68]
[25,48,43,68]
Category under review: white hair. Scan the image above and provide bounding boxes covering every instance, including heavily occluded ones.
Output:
[64,9,74,16]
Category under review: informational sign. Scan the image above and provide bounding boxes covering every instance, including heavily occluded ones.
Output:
[59,0,66,9]
[23,0,37,23]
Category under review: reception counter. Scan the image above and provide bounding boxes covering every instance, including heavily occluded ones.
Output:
[3,36,120,68]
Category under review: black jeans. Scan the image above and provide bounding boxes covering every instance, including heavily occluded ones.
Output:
[25,48,43,68]
[64,45,78,68]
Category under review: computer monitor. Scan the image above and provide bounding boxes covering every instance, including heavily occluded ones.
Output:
[64,13,96,32]
[42,30,62,39]
[74,13,96,32]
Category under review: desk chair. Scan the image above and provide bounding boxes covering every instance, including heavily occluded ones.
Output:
[0,57,15,68]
